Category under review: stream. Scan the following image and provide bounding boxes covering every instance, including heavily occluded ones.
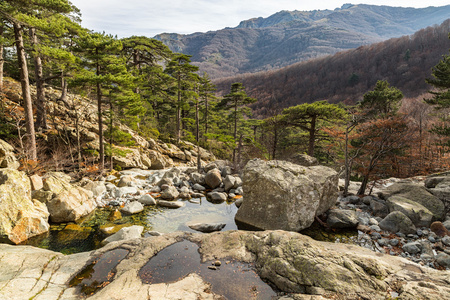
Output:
[19,196,239,254]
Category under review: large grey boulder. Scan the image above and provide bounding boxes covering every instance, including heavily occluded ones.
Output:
[0,169,50,244]
[223,175,236,191]
[379,183,445,221]
[386,195,434,227]
[0,139,20,169]
[189,172,205,185]
[379,211,416,235]
[42,172,72,194]
[147,150,172,170]
[138,194,156,206]
[235,159,339,231]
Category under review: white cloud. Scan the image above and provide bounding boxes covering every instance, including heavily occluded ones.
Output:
[69,0,450,37]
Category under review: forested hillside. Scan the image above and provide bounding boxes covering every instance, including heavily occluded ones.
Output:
[155,4,450,79]
[214,20,450,118]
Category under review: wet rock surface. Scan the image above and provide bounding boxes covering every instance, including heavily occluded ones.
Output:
[1,231,450,300]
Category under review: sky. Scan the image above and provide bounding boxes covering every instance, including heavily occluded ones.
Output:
[69,1,450,38]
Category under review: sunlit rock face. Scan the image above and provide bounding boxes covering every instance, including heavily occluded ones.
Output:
[0,168,50,244]
[0,139,20,169]
[235,159,339,231]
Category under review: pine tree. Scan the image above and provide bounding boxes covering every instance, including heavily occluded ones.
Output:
[165,53,199,143]
[72,32,133,171]
[1,2,37,160]
[424,34,450,143]
[219,82,257,165]
[360,80,403,116]
[281,100,347,157]
[2,0,81,130]
[199,73,217,135]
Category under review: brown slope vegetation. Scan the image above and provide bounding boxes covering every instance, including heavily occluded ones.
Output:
[214,20,450,118]
[155,4,450,79]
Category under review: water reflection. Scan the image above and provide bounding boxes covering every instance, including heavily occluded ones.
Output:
[19,197,238,254]
[148,197,238,233]
[139,240,276,300]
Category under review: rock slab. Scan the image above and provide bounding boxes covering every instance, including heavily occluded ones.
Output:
[1,231,450,300]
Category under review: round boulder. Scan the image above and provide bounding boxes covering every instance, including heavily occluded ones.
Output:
[379,211,416,235]
[205,169,222,189]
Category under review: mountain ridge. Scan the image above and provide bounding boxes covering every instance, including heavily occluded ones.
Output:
[153,4,450,79]
[212,19,450,118]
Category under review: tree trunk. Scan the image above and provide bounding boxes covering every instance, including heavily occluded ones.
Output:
[133,49,140,94]
[272,125,278,160]
[14,23,37,160]
[176,73,181,144]
[96,52,104,170]
[109,100,113,171]
[196,99,201,172]
[0,23,4,98]
[60,72,68,103]
[343,127,350,197]
[72,98,82,170]
[204,94,209,134]
[97,81,104,171]
[237,134,243,170]
[308,115,316,156]
[357,174,370,196]
[29,27,47,131]
[233,101,238,140]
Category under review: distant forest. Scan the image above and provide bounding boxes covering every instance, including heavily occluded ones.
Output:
[214,20,450,118]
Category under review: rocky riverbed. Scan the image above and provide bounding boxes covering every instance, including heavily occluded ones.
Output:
[6,157,450,271]
[2,136,450,299]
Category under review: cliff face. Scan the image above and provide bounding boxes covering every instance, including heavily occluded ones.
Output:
[154,4,450,79]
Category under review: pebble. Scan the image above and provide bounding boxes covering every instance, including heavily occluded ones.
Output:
[369,218,378,226]
[370,225,381,232]
[402,241,422,254]
[371,232,381,239]
[389,239,399,246]
[442,236,450,246]
[378,238,387,247]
